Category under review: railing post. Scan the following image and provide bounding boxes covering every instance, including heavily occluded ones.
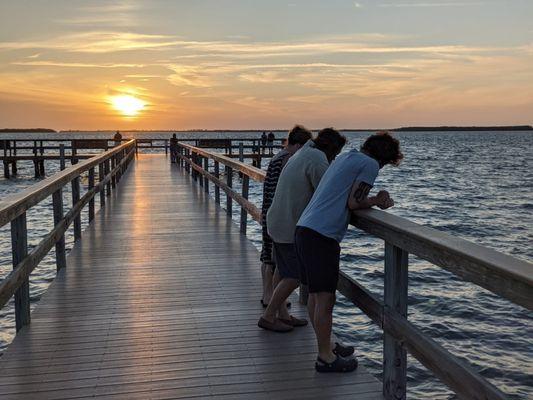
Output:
[52,189,67,271]
[240,175,249,234]
[214,161,220,204]
[72,177,82,241]
[99,162,105,207]
[226,166,233,216]
[105,159,111,196]
[59,144,65,170]
[239,142,244,162]
[11,212,30,331]
[88,167,95,222]
[203,157,209,193]
[198,155,203,187]
[111,156,116,189]
[383,242,408,400]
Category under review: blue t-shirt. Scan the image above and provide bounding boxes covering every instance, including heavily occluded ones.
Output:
[297,149,379,242]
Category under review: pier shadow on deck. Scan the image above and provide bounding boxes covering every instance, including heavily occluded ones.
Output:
[0,154,382,399]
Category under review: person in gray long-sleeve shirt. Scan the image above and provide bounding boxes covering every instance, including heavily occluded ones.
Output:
[258,128,346,333]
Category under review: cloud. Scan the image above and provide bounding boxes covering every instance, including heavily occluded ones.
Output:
[12,61,146,68]
[378,1,484,7]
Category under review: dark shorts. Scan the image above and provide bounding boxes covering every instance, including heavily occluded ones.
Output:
[260,212,275,269]
[295,226,340,293]
[273,242,305,282]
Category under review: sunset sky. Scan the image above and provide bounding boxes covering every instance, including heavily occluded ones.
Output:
[0,0,532,130]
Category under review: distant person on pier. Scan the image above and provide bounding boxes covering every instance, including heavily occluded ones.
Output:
[258,128,346,335]
[267,132,275,155]
[261,131,268,154]
[113,131,122,146]
[260,125,312,309]
[295,131,402,373]
[169,134,179,163]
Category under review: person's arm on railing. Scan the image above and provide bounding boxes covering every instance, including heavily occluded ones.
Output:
[347,181,394,210]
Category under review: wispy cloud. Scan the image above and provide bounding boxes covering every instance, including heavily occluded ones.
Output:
[378,2,484,7]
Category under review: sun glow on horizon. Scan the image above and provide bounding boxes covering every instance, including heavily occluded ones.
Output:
[110,95,146,117]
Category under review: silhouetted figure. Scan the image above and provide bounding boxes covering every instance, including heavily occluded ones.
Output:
[267,132,275,155]
[113,131,122,146]
[261,132,267,154]
[170,134,178,163]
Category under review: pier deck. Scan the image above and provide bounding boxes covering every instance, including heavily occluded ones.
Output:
[0,154,382,400]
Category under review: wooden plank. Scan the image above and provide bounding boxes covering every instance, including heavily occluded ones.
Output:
[0,154,382,400]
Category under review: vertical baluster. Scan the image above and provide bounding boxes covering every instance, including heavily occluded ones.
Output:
[88,167,95,222]
[99,162,106,207]
[111,155,116,189]
[203,157,209,193]
[72,176,81,241]
[53,189,67,271]
[59,144,66,170]
[105,159,111,196]
[11,212,30,331]
[240,175,249,234]
[214,161,220,204]
[198,155,203,187]
[383,243,408,400]
[226,166,233,216]
[239,142,244,162]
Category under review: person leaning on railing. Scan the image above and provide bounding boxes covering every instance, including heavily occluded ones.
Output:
[258,128,347,337]
[295,131,403,373]
[259,125,313,309]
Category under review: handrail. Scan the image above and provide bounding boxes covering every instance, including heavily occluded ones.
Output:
[0,140,135,227]
[177,142,532,400]
[0,139,136,334]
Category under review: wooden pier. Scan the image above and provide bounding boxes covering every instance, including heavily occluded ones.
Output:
[0,141,531,399]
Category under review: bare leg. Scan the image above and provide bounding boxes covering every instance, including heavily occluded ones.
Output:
[261,263,273,303]
[263,278,299,322]
[272,268,281,289]
[314,292,336,363]
[307,293,316,330]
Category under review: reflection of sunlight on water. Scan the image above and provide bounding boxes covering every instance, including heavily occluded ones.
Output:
[0,131,531,398]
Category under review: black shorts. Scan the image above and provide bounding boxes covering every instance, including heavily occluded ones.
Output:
[295,226,340,293]
[273,242,304,282]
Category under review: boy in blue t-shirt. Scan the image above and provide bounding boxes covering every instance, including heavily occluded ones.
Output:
[295,131,403,373]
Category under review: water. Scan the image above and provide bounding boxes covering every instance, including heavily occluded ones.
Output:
[1,130,532,398]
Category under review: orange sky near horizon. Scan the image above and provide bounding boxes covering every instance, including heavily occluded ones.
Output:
[0,1,532,130]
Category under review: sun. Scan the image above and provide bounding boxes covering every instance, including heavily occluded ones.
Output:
[110,95,146,117]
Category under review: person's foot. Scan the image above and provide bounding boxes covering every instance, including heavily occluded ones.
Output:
[278,315,308,327]
[258,317,293,332]
[315,355,358,373]
[333,342,355,357]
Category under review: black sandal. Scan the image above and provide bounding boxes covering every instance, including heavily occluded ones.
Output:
[315,355,358,373]
[333,342,354,357]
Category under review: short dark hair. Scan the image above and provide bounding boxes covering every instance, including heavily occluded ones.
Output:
[287,125,312,145]
[361,131,403,166]
[313,128,347,161]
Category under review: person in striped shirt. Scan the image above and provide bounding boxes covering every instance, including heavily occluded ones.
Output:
[260,125,312,307]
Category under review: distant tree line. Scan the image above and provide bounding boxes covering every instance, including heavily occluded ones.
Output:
[393,125,532,132]
[0,128,56,133]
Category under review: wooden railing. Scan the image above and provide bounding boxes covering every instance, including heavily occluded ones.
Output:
[0,139,136,332]
[176,142,532,400]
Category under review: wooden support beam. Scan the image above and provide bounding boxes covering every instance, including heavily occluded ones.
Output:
[240,175,249,234]
[52,189,67,271]
[11,212,30,331]
[72,176,82,241]
[88,168,95,222]
[383,242,408,400]
[226,166,233,217]
[214,161,220,204]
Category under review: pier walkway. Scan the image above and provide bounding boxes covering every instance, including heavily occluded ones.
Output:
[0,154,382,399]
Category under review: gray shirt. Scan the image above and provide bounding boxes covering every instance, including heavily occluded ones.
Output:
[266,141,329,243]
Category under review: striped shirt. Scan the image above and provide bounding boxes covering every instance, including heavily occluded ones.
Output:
[261,149,291,214]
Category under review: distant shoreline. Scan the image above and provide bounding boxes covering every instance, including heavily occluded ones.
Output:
[0,125,531,133]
